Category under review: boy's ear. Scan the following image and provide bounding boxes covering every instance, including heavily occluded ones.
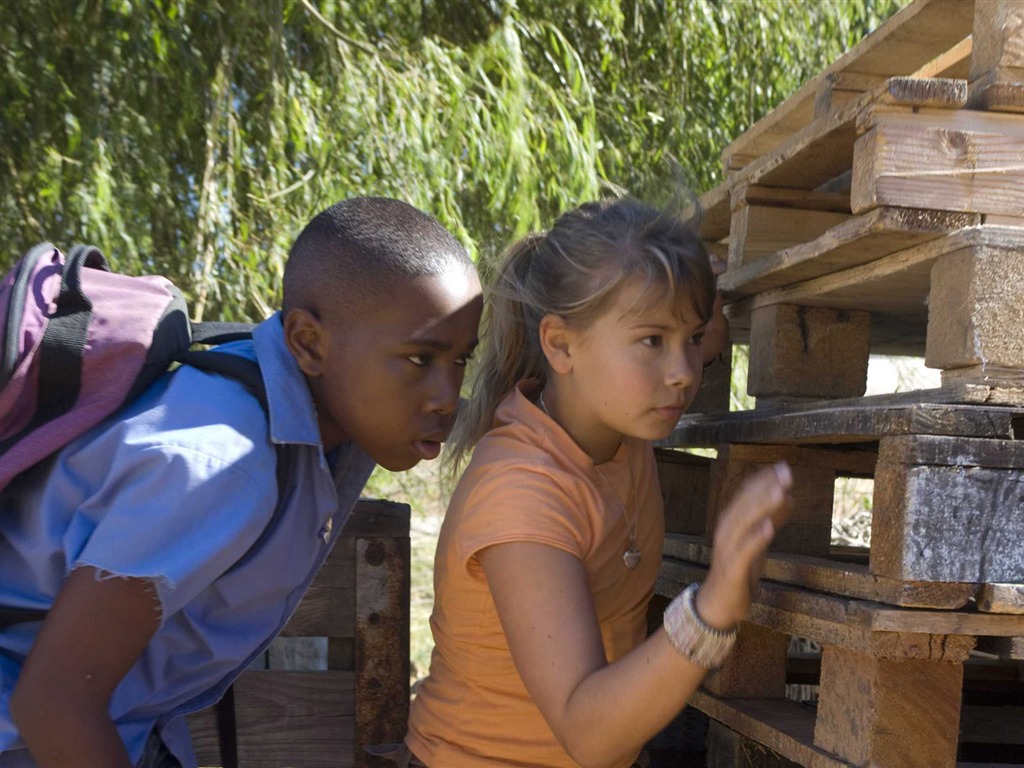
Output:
[283,308,327,377]
[539,314,574,375]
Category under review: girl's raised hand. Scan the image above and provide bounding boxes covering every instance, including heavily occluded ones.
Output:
[695,462,793,631]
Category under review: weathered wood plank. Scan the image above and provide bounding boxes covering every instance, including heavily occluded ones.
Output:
[699,180,733,242]
[977,583,1024,614]
[281,536,356,639]
[655,449,711,536]
[354,533,410,768]
[703,621,789,699]
[708,444,836,557]
[660,557,1024,643]
[189,671,357,768]
[663,534,975,609]
[879,434,1024,470]
[969,0,1024,112]
[662,400,1021,448]
[813,646,963,768]
[705,720,802,768]
[852,108,1024,217]
[872,461,1024,583]
[728,205,852,269]
[722,0,975,169]
[690,690,852,768]
[720,207,979,296]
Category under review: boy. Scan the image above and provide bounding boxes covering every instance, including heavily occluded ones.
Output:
[0,197,483,768]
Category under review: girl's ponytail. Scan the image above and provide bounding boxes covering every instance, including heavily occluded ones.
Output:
[446,233,549,472]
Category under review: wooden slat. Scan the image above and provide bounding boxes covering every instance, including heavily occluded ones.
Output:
[721,207,978,296]
[723,227,1024,354]
[728,205,852,269]
[699,180,733,242]
[722,0,975,169]
[852,108,1024,217]
[879,435,1024,470]
[189,671,356,768]
[660,558,1024,645]
[354,533,410,768]
[977,583,1024,614]
[663,534,975,610]
[691,691,851,768]
[661,397,1022,448]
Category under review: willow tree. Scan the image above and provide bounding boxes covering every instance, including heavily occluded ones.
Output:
[1,0,905,321]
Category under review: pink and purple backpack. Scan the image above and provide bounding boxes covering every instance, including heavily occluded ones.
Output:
[0,243,262,492]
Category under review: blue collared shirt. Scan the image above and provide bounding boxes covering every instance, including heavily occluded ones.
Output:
[0,313,376,767]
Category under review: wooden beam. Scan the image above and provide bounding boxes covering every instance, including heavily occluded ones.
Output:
[872,460,1024,583]
[977,583,1024,614]
[927,245,1024,371]
[852,108,1024,217]
[705,719,802,768]
[748,304,871,400]
[664,534,975,610]
[722,0,976,169]
[966,0,1024,111]
[721,207,978,296]
[813,646,963,768]
[655,449,712,536]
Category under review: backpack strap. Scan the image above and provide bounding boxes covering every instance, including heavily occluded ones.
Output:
[0,246,109,457]
[175,349,267,411]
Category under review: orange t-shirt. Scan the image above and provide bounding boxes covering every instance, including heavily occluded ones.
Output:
[406,383,665,768]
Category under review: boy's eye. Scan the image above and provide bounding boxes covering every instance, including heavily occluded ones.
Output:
[455,352,474,367]
[408,354,431,367]
[641,335,663,348]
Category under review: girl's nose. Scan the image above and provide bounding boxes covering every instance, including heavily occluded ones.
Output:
[666,347,698,389]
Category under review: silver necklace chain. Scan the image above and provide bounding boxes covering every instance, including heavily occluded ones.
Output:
[537,392,642,570]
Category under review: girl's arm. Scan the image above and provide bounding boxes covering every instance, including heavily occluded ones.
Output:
[477,463,791,768]
[10,566,161,768]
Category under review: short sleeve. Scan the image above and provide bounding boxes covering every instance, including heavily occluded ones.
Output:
[453,463,593,573]
[65,438,277,622]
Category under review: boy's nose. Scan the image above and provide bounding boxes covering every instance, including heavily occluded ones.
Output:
[426,369,462,415]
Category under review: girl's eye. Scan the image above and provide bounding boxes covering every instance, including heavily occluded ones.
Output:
[642,335,663,348]
[408,354,431,367]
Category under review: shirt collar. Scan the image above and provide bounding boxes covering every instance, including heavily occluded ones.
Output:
[253,312,322,449]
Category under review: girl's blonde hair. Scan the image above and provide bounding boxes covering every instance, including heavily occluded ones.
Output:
[446,197,715,470]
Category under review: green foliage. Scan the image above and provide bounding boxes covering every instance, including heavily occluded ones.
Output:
[1,0,906,321]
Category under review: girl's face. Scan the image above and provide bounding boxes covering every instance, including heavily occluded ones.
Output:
[560,277,706,459]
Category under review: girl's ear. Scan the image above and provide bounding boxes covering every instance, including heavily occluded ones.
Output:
[539,314,574,375]
[283,308,327,376]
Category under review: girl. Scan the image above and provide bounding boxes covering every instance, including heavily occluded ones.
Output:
[402,198,792,768]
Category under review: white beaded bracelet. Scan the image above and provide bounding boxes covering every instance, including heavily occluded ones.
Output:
[663,582,738,670]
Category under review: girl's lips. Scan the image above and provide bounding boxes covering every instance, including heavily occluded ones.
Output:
[654,406,686,422]
[413,439,442,460]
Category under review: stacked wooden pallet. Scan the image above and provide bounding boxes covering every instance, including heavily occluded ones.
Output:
[656,2,1024,766]
[186,500,410,768]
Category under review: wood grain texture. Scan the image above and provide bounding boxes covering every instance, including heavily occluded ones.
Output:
[663,534,975,609]
[852,109,1024,217]
[872,461,1024,583]
[813,646,963,768]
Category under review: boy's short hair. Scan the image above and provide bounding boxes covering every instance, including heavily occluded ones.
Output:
[283,197,472,315]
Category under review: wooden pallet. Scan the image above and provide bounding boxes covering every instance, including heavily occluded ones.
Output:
[656,389,1024,605]
[692,2,1024,379]
[655,560,1024,768]
[185,500,410,768]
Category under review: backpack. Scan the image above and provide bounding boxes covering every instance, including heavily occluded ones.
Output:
[0,242,266,493]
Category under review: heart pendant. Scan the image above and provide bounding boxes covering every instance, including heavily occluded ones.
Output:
[622,547,642,570]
